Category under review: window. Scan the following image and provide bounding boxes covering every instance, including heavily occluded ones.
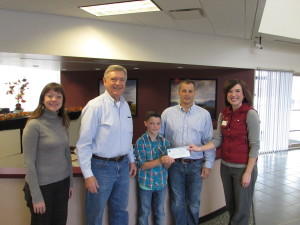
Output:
[0,65,60,112]
[289,75,300,149]
[254,70,293,153]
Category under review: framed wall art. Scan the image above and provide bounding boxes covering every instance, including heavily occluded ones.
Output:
[99,79,138,116]
[170,79,217,119]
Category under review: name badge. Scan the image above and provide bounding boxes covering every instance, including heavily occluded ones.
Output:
[222,120,228,126]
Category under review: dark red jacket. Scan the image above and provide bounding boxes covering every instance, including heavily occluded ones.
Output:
[220,103,254,164]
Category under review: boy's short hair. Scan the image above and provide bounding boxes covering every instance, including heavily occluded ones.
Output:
[145,111,161,121]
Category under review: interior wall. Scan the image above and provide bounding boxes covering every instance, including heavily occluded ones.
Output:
[1,10,300,72]
[61,68,255,142]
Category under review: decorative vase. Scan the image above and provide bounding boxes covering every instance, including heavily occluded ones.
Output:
[14,103,23,114]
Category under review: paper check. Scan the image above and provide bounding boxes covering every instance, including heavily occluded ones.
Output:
[167,146,190,159]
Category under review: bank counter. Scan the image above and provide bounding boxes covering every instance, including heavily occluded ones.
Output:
[0,118,225,225]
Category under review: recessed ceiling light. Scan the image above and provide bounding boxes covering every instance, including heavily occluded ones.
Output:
[133,67,139,70]
[95,68,101,70]
[177,66,184,69]
[79,0,161,17]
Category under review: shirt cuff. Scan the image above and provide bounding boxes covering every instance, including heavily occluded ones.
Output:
[127,153,135,163]
[82,169,94,179]
[204,160,214,169]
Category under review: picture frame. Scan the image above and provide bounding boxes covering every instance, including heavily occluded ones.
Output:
[169,79,217,119]
[99,79,138,116]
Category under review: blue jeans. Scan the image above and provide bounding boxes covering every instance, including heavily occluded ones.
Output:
[168,160,203,225]
[138,185,167,225]
[86,157,130,225]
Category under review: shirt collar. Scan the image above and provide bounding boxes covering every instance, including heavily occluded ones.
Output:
[145,132,163,142]
[104,91,125,105]
[42,109,58,119]
[177,103,195,113]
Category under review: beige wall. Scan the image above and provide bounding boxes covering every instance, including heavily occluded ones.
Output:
[0,129,21,158]
[0,160,224,225]
[0,118,225,224]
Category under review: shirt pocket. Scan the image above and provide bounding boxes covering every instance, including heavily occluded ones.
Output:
[98,116,114,139]
[122,114,133,134]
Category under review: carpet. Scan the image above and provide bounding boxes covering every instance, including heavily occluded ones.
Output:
[200,207,255,225]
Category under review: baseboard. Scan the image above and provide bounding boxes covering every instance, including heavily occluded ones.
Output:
[198,206,227,224]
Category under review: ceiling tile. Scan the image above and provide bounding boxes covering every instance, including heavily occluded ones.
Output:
[201,0,246,38]
[155,0,202,11]
[132,11,181,30]
[176,18,215,34]
[169,9,205,20]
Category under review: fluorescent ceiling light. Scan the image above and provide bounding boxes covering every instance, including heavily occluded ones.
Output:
[80,0,161,17]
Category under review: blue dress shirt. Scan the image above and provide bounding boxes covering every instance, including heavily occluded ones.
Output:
[77,91,134,178]
[160,104,215,169]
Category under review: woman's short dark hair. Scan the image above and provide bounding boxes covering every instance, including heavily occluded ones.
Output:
[145,111,161,121]
[29,82,70,127]
[223,79,253,107]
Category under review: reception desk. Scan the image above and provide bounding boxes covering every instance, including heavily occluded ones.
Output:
[0,118,225,225]
[0,157,225,225]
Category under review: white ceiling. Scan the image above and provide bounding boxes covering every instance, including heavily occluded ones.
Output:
[0,0,262,39]
[0,0,298,71]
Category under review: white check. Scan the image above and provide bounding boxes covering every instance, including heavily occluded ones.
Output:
[167,146,190,159]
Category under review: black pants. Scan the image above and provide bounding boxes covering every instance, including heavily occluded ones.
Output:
[23,177,70,225]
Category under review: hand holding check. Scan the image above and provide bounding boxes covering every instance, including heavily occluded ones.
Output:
[167,146,191,158]
[186,144,202,152]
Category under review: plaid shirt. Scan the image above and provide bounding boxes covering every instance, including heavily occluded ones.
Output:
[134,132,170,190]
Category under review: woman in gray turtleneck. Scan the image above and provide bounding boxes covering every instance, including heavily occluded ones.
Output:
[23,82,73,225]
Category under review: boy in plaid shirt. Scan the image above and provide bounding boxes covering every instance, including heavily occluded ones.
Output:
[134,111,174,225]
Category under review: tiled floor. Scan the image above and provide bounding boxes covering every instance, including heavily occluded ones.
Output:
[253,149,300,225]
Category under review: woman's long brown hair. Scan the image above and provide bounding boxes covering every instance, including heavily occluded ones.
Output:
[28,82,70,127]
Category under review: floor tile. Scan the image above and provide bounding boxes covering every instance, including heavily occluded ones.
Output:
[253,150,300,225]
[274,193,300,204]
[263,209,296,223]
[203,150,300,225]
[254,212,279,225]
[279,204,300,217]
[289,190,300,199]
[259,187,286,197]
[281,218,300,225]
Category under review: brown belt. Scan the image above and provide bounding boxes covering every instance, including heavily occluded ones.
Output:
[175,158,200,163]
[92,154,126,162]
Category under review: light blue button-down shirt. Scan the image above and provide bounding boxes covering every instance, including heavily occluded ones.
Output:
[76,91,134,178]
[160,104,215,169]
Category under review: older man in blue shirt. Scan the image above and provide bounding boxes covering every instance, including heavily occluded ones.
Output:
[77,65,137,225]
[161,79,215,225]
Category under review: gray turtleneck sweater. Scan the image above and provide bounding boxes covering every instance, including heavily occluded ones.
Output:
[23,110,73,204]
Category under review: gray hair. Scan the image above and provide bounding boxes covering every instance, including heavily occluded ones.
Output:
[104,65,127,79]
